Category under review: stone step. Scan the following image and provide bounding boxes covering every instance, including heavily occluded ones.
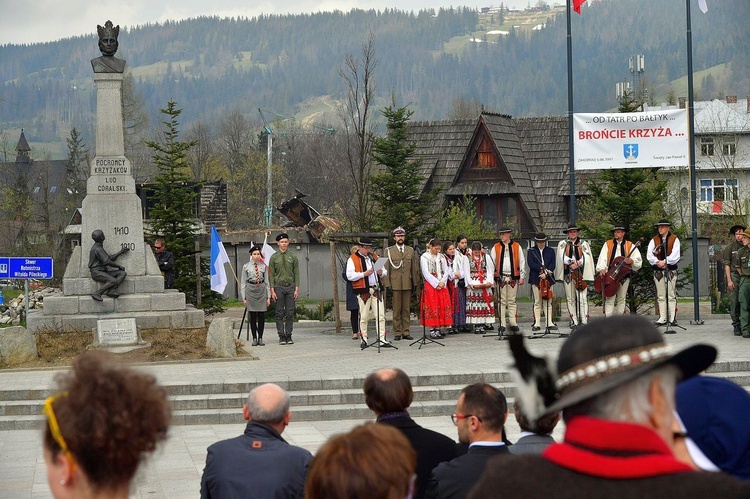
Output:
[4,367,749,430]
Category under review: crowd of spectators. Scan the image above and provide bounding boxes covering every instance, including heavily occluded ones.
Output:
[43,316,750,499]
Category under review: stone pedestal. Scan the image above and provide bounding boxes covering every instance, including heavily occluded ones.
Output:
[29,53,205,334]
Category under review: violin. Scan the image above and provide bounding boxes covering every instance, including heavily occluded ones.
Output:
[594,238,643,298]
[539,276,553,300]
[571,266,587,291]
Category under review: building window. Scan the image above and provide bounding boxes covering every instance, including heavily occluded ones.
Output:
[700,137,714,156]
[722,141,736,156]
[476,196,519,230]
[700,178,737,202]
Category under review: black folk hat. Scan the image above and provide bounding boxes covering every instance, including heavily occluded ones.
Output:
[358,237,374,247]
[563,224,579,233]
[534,233,548,241]
[729,224,747,236]
[275,232,289,242]
[612,225,626,232]
[544,315,716,415]
[498,227,512,234]
[654,219,671,227]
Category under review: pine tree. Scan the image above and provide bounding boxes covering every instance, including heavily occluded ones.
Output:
[146,100,224,314]
[370,105,441,241]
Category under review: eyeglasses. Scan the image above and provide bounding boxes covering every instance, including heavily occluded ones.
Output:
[154,245,163,249]
[43,394,76,469]
[451,413,483,425]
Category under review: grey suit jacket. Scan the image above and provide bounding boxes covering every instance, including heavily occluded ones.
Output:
[508,434,555,455]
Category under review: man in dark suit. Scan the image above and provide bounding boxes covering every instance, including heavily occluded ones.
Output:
[200,383,312,498]
[364,368,458,499]
[508,400,559,455]
[426,383,511,499]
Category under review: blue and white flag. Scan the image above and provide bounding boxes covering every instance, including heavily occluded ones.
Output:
[210,226,230,293]
[698,0,708,14]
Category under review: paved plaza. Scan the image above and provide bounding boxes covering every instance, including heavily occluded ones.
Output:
[0,305,746,498]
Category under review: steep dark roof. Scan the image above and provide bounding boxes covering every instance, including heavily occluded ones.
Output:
[481,112,541,231]
[407,118,475,192]
[515,116,570,234]
[407,112,583,236]
[15,130,30,152]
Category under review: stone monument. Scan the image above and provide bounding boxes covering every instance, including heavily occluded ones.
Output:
[27,21,204,333]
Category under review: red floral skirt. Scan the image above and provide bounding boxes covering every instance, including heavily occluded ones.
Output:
[420,282,453,327]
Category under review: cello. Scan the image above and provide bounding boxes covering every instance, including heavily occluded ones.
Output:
[594,238,643,298]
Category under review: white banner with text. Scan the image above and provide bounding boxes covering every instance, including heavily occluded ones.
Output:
[573,109,688,170]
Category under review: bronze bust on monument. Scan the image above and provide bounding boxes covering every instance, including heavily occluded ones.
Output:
[91,20,126,73]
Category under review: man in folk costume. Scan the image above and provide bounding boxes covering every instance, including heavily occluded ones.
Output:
[471,315,750,498]
[555,224,594,330]
[466,241,495,332]
[646,219,681,327]
[595,225,643,317]
[382,226,419,341]
[490,228,526,333]
[346,238,389,349]
[527,233,556,331]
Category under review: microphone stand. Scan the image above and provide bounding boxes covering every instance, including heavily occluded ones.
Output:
[410,280,444,349]
[365,254,397,352]
[483,248,504,339]
[660,234,685,334]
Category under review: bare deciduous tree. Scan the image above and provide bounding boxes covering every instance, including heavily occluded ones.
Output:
[338,31,378,231]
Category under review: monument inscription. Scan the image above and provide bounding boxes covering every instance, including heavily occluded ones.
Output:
[96,318,138,346]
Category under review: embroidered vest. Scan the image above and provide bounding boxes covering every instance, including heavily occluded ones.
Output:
[493,241,521,280]
[651,233,677,270]
[605,239,633,267]
[350,252,379,291]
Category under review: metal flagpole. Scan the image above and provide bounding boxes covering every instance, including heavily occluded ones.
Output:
[566,0,576,224]
[685,0,703,325]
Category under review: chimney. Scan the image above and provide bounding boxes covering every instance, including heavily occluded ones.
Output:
[727,95,738,104]
[679,97,686,109]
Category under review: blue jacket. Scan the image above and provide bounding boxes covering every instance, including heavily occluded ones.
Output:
[200,421,312,499]
[527,245,556,286]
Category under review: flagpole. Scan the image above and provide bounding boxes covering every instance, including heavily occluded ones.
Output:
[566,0,576,224]
[685,0,702,324]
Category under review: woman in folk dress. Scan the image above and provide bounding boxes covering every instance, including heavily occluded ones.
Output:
[466,241,495,332]
[420,238,453,339]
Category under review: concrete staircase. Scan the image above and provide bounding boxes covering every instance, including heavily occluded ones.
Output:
[3,361,749,431]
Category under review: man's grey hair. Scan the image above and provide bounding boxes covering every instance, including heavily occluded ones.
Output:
[565,364,680,423]
[246,385,290,424]
[155,237,166,245]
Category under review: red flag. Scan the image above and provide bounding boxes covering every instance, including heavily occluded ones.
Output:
[713,200,723,213]
[573,0,587,14]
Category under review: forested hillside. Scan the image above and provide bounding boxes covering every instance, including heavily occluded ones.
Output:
[0,0,748,153]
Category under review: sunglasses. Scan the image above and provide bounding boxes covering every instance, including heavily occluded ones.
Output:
[43,394,77,470]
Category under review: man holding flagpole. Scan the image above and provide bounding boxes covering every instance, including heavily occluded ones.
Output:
[268,233,300,345]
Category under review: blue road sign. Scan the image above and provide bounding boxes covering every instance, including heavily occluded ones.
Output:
[0,258,8,278]
[4,257,54,279]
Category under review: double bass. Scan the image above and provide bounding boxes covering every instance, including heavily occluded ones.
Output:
[594,238,644,298]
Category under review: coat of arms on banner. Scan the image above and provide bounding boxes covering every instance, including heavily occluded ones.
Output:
[623,143,639,160]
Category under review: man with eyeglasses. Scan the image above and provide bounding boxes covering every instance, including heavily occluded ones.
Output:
[153,237,174,289]
[426,383,510,499]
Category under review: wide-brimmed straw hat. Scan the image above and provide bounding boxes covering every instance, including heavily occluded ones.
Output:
[544,315,716,414]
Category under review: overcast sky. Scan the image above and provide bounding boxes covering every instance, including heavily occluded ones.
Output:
[0,0,533,45]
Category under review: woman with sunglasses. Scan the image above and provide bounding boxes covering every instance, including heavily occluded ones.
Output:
[43,351,170,498]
